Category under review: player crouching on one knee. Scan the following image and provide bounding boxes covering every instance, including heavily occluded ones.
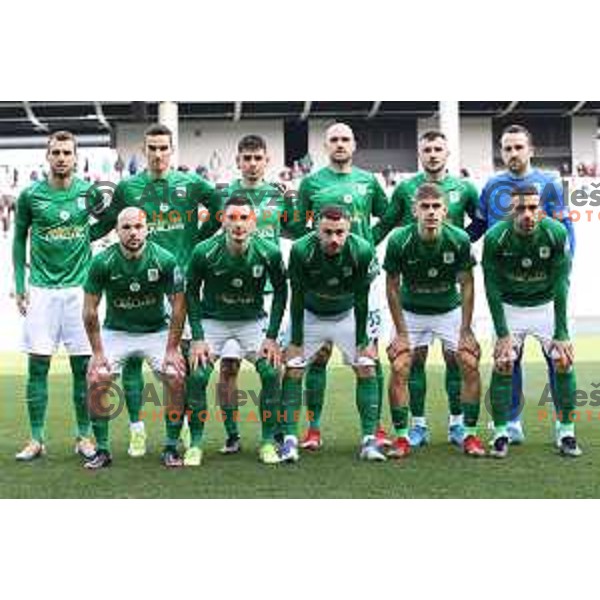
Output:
[483,186,580,458]
[83,208,187,470]
[185,195,287,466]
[384,183,485,458]
[281,204,384,462]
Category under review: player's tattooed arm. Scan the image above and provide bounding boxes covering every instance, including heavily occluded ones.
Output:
[164,292,187,377]
[552,228,572,343]
[372,184,404,245]
[265,252,288,341]
[288,246,305,346]
[386,272,410,360]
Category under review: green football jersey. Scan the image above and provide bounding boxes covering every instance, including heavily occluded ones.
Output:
[482,217,571,340]
[288,232,376,347]
[13,177,104,294]
[95,170,220,268]
[186,234,287,341]
[383,222,475,315]
[84,240,183,333]
[373,172,479,243]
[295,166,389,246]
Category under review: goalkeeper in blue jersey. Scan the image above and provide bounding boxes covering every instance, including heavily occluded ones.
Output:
[467,124,575,445]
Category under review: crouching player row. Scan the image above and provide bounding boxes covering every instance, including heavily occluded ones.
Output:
[383,183,485,458]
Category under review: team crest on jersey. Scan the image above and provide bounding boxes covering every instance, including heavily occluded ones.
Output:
[539,246,550,259]
[342,266,353,278]
[159,203,170,213]
[148,268,159,282]
[59,210,70,222]
[253,265,264,278]
[443,252,455,264]
[130,281,141,292]
[343,194,353,204]
[428,268,438,278]
[448,191,460,204]
[522,258,532,269]
[327,278,339,286]
[231,278,244,288]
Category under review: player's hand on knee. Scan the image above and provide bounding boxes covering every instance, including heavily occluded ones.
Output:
[162,349,187,382]
[88,353,111,383]
[190,341,211,371]
[260,338,281,368]
[551,339,574,370]
[16,292,29,316]
[387,333,410,362]
[494,335,514,372]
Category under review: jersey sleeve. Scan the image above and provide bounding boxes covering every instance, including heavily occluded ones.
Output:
[382,232,403,276]
[185,248,207,341]
[163,255,185,296]
[12,189,32,295]
[83,255,106,296]
[457,236,476,272]
[543,177,575,257]
[289,178,311,239]
[288,243,306,346]
[192,176,222,241]
[90,181,123,240]
[482,233,509,338]
[463,180,480,222]
[466,182,490,242]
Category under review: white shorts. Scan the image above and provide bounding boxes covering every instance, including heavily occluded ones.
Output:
[391,307,461,352]
[103,329,168,376]
[22,286,91,355]
[286,309,374,368]
[503,301,558,359]
[367,271,386,343]
[202,318,267,362]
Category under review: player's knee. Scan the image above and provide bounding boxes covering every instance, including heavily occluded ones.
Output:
[458,347,480,373]
[355,365,375,379]
[443,348,459,368]
[493,359,513,376]
[411,346,428,368]
[390,353,410,380]
[312,343,333,366]
[553,358,572,374]
[284,367,304,380]
[220,358,240,381]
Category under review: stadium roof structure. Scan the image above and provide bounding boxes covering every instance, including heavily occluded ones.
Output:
[0,101,598,138]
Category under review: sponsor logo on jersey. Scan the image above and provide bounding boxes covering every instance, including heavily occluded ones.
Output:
[342,266,353,278]
[343,194,353,204]
[130,281,141,292]
[356,184,368,196]
[443,252,455,264]
[231,278,244,288]
[327,278,339,286]
[448,191,460,204]
[148,268,159,282]
[539,246,550,259]
[253,265,264,278]
[428,268,438,278]
[521,258,532,269]
[59,210,70,222]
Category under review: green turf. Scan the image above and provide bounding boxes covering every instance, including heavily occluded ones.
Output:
[0,337,598,498]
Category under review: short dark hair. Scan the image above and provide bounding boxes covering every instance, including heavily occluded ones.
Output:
[501,124,533,145]
[144,123,173,143]
[415,183,444,203]
[510,184,540,198]
[319,204,350,221]
[237,134,267,154]
[47,130,77,152]
[224,194,252,210]
[419,130,447,143]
